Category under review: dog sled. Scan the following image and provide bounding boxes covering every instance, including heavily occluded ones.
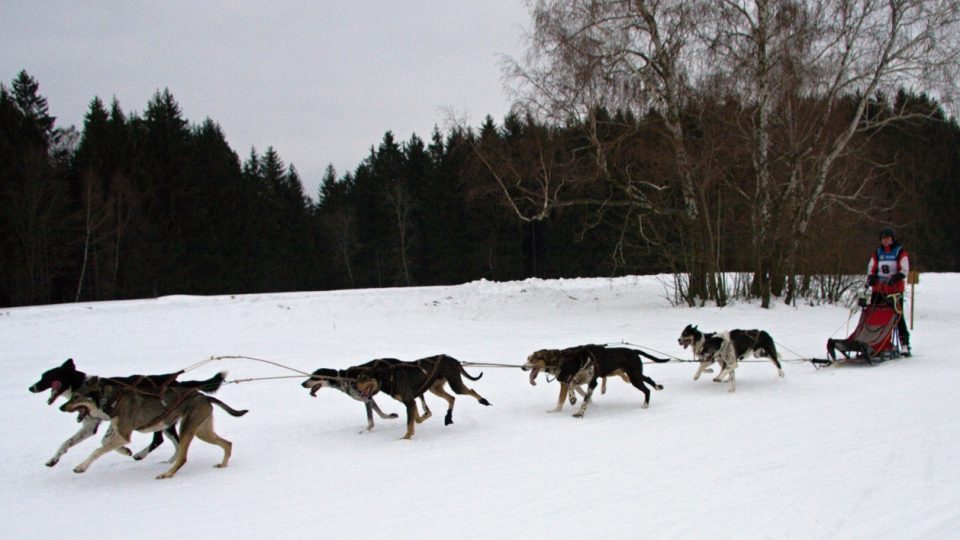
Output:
[815,290,909,367]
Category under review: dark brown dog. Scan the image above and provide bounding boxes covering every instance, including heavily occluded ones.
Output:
[355,354,491,439]
[301,358,427,432]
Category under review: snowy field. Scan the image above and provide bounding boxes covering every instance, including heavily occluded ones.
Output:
[3,274,959,539]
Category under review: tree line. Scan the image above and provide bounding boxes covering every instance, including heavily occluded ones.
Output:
[503,0,960,306]
[1,62,957,307]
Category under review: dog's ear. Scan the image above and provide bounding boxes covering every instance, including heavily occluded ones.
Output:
[62,358,75,368]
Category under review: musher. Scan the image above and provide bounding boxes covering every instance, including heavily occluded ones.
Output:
[866,227,910,354]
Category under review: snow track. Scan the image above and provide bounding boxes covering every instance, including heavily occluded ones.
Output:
[4,274,958,538]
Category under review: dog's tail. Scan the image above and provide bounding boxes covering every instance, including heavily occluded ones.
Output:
[180,371,227,394]
[208,396,248,417]
[459,364,483,381]
[635,349,671,363]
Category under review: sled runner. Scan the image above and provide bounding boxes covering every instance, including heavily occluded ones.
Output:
[822,292,908,366]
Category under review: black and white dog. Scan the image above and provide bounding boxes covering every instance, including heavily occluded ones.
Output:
[29,358,224,466]
[678,325,784,392]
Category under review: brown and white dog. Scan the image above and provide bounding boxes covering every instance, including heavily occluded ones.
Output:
[29,358,224,466]
[59,376,247,479]
[678,324,784,392]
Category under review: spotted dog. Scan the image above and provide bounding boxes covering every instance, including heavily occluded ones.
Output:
[678,324,784,392]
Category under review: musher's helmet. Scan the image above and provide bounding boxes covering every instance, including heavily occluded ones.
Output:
[879,227,895,240]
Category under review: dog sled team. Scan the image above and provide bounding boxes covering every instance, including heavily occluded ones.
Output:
[27,325,783,479]
[27,227,913,478]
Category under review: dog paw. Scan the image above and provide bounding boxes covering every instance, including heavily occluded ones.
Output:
[642,402,649,409]
[572,412,584,418]
[73,465,87,474]
[156,473,174,479]
[387,413,399,419]
[655,384,664,390]
[479,398,491,406]
[118,447,132,456]
[45,458,59,467]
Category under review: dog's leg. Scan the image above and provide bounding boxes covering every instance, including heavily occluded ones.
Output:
[642,375,664,392]
[401,401,417,440]
[728,369,737,392]
[363,401,376,432]
[370,398,399,420]
[192,416,232,470]
[570,385,586,405]
[415,395,432,423]
[46,416,103,467]
[713,361,730,382]
[573,377,598,418]
[444,375,491,407]
[101,425,133,458]
[132,430,166,461]
[550,383,570,412]
[429,382,456,425]
[600,377,607,395]
[694,362,712,380]
[157,415,200,479]
[73,424,131,474]
[712,368,724,382]
[770,353,785,378]
[630,378,653,409]
[162,426,180,463]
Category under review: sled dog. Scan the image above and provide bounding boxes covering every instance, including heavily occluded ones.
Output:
[678,324,784,392]
[29,358,224,466]
[60,376,247,479]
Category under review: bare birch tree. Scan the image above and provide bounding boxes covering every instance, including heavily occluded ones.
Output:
[501,0,734,304]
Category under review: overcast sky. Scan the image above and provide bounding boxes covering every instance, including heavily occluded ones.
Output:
[1,1,529,198]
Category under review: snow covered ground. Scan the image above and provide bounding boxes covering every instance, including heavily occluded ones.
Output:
[3,274,959,539]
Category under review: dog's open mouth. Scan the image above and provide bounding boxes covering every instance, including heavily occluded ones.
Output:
[309,384,322,397]
[358,381,378,400]
[527,366,540,385]
[47,381,65,405]
[61,402,91,421]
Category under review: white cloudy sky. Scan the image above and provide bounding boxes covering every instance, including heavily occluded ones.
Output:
[1,1,529,198]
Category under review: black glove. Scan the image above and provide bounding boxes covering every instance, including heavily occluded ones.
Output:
[867,274,878,286]
[889,272,905,283]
